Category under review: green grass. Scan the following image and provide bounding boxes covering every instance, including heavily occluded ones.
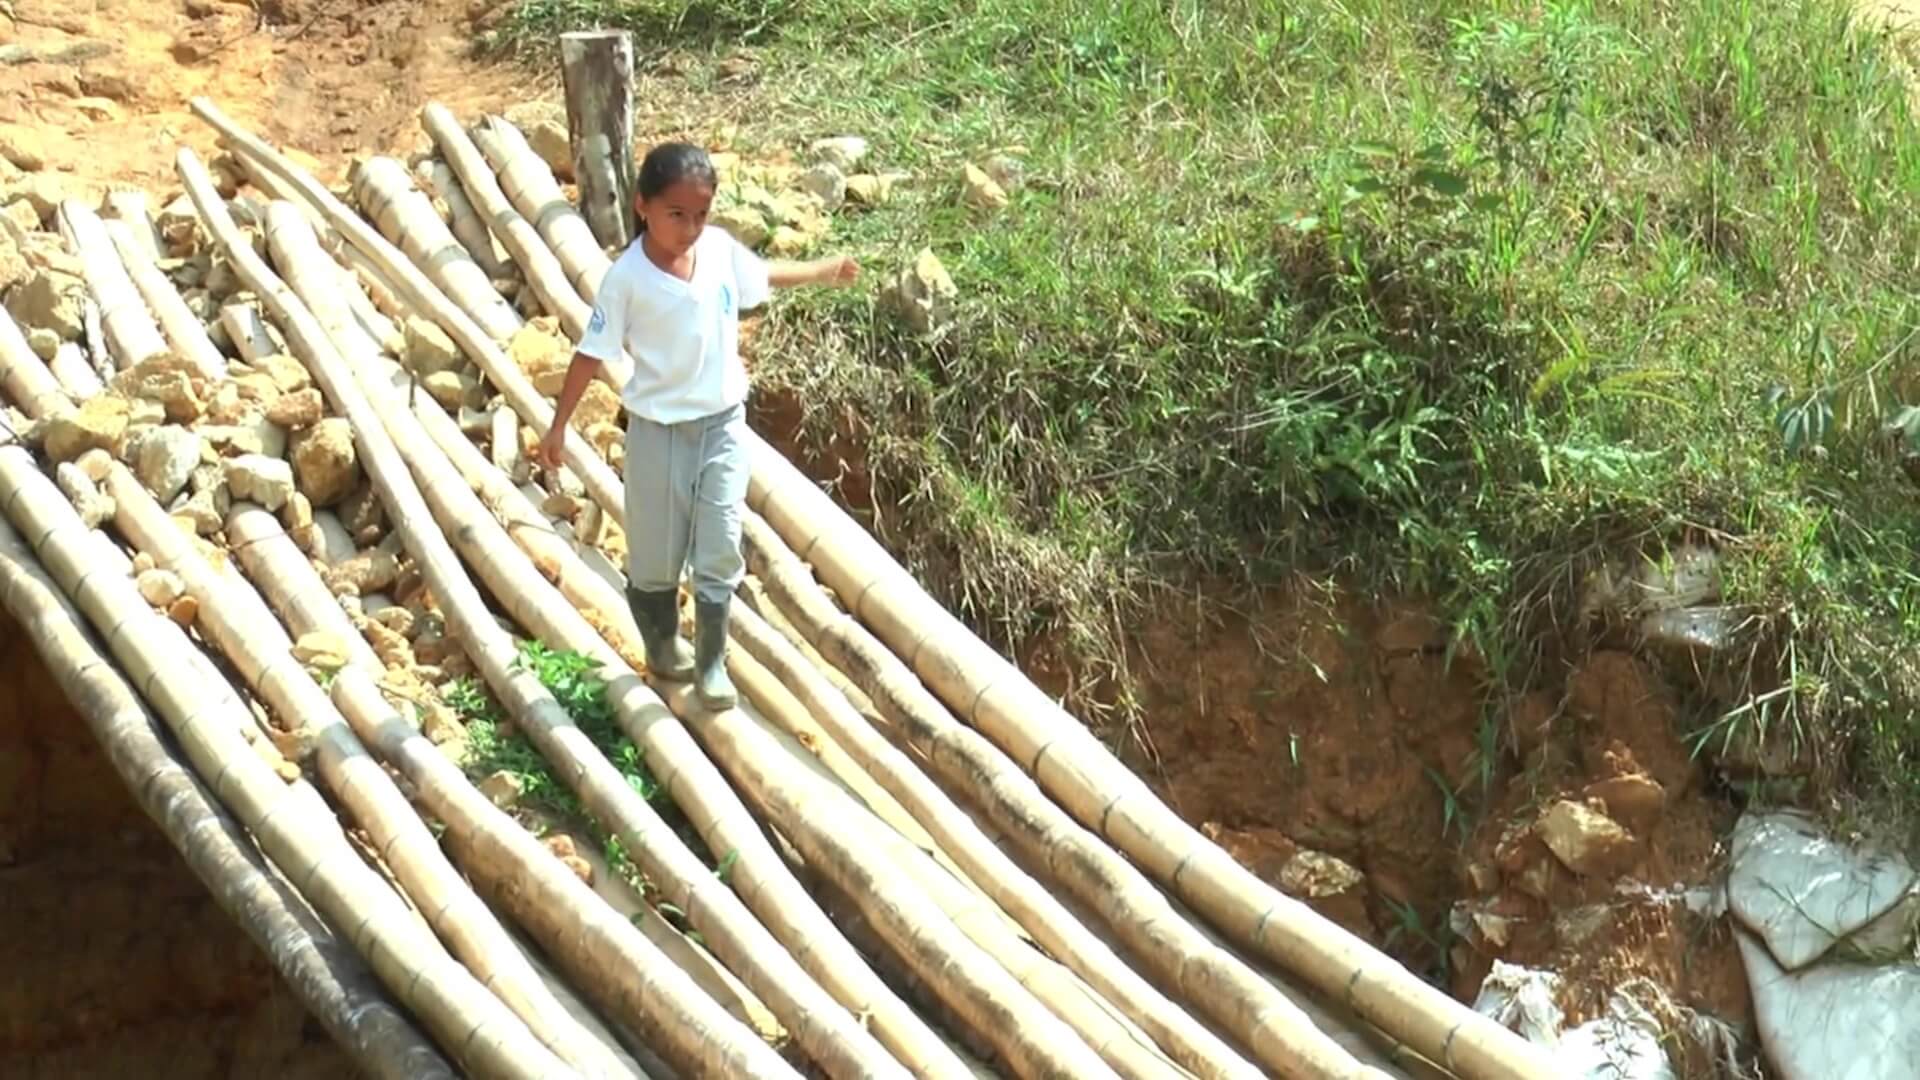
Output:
[485,0,1920,835]
[447,641,719,901]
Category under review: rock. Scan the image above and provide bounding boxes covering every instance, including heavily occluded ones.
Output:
[290,631,349,670]
[5,267,85,339]
[4,173,68,224]
[766,226,815,258]
[25,327,59,361]
[422,370,469,410]
[478,770,523,809]
[71,97,123,123]
[962,164,1010,211]
[403,316,464,375]
[204,254,240,300]
[174,489,225,536]
[124,396,166,432]
[76,70,144,103]
[290,418,358,507]
[712,205,770,249]
[1729,811,1918,971]
[0,125,46,171]
[571,381,621,432]
[327,548,400,597]
[1581,773,1665,832]
[1735,928,1920,1080]
[265,387,324,429]
[844,171,905,207]
[112,357,204,422]
[226,454,295,511]
[257,353,311,393]
[43,396,130,462]
[74,448,114,484]
[811,136,869,172]
[359,617,415,670]
[337,484,386,542]
[798,163,847,212]
[1538,800,1637,878]
[199,417,288,461]
[127,425,201,503]
[310,511,358,565]
[54,462,115,527]
[136,568,186,608]
[982,153,1025,193]
[879,248,958,335]
[167,595,199,628]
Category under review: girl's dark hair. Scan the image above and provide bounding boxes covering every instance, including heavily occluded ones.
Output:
[634,142,717,233]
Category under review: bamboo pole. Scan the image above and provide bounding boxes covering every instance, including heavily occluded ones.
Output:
[559,30,636,249]
[422,104,592,340]
[351,155,521,342]
[0,510,456,1080]
[57,199,170,370]
[471,115,608,301]
[99,461,639,1079]
[101,216,227,379]
[740,509,1389,1080]
[196,153,856,1079]
[420,157,517,280]
[225,504,773,1077]
[102,189,162,262]
[226,146,407,353]
[713,644,1163,1080]
[189,98,623,511]
[0,305,73,420]
[744,442,1555,1080]
[726,597,1266,1079]
[0,445,570,1080]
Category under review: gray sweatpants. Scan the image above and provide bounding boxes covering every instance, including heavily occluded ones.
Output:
[623,404,748,605]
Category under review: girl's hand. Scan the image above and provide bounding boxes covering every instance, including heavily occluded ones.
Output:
[820,256,859,287]
[536,424,567,470]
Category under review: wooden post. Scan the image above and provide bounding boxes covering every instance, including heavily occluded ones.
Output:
[560,30,636,250]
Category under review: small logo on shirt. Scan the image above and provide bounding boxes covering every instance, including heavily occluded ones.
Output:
[588,306,606,333]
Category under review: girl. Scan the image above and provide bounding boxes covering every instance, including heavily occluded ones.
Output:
[538,142,858,710]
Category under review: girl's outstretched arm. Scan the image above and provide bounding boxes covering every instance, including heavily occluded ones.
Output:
[768,255,859,289]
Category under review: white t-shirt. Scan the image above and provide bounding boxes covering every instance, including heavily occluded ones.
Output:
[576,226,771,424]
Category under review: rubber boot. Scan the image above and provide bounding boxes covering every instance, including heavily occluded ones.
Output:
[626,587,694,681]
[693,596,737,711]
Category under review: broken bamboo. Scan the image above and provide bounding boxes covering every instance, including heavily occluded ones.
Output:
[58,200,170,370]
